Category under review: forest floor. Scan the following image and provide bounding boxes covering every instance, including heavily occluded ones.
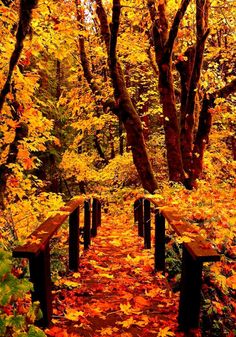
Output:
[44,201,191,337]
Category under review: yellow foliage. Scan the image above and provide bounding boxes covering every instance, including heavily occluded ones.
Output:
[60,150,99,183]
[157,327,175,337]
[65,309,84,321]
[100,153,138,186]
[0,191,64,242]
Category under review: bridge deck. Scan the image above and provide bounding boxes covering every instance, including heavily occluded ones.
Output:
[45,201,189,337]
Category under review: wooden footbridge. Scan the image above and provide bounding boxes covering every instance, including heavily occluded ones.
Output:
[13,196,220,336]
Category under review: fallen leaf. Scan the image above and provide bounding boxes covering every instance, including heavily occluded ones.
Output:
[65,309,84,321]
[157,326,175,337]
[134,295,149,307]
[117,317,135,328]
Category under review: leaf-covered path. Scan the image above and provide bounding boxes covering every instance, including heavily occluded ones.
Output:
[45,201,183,337]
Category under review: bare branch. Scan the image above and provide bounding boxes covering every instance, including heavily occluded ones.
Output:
[147,0,158,22]
[147,0,167,62]
[211,78,236,100]
[165,0,191,59]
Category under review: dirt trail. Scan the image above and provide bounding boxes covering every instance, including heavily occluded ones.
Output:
[45,201,183,337]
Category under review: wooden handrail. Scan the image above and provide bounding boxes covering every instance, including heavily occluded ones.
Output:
[134,197,220,332]
[12,196,102,327]
[147,198,219,262]
[13,197,84,258]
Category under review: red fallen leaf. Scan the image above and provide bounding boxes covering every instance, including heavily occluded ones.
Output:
[45,326,69,337]
[134,295,150,307]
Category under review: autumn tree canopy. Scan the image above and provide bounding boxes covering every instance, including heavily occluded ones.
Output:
[0,0,235,203]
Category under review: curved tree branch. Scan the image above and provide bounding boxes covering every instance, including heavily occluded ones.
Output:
[165,0,191,59]
[190,77,236,183]
[0,0,38,113]
[95,0,110,52]
[211,78,236,99]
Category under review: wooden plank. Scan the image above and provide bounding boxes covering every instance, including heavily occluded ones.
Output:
[29,244,52,327]
[136,198,144,237]
[84,200,91,250]
[91,198,98,237]
[13,213,69,258]
[178,247,203,330]
[69,206,80,271]
[144,199,151,249]
[60,197,84,213]
[154,210,165,272]
[13,197,84,258]
[160,207,220,262]
[98,201,101,227]
[146,198,220,262]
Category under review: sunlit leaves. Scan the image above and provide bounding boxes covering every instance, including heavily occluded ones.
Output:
[65,309,84,321]
[99,327,118,335]
[157,326,175,337]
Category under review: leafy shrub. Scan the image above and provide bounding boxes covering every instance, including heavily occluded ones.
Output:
[100,153,139,188]
[0,249,46,337]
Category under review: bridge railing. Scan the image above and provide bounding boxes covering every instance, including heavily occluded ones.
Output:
[13,196,101,327]
[134,197,220,332]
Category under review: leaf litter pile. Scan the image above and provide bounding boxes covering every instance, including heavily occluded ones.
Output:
[45,201,185,337]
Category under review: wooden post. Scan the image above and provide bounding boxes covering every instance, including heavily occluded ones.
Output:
[178,247,203,331]
[134,199,139,223]
[69,206,80,271]
[29,244,52,327]
[84,200,91,249]
[154,209,165,272]
[134,198,144,237]
[144,199,151,249]
[91,198,98,237]
[97,200,101,227]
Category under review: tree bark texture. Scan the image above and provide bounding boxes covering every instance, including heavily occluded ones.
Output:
[180,0,210,175]
[0,0,37,206]
[158,62,185,182]
[0,0,38,113]
[147,0,191,183]
[108,0,158,192]
[75,0,109,163]
[190,78,236,183]
[0,122,28,210]
[92,0,158,192]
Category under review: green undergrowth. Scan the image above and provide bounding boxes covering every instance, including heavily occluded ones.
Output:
[0,249,46,337]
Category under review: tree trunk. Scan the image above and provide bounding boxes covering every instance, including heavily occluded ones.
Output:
[92,0,158,193]
[190,96,212,184]
[158,61,185,182]
[147,0,190,184]
[108,1,158,192]
[189,79,236,185]
[180,0,210,174]
[0,122,28,210]
[119,118,124,155]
